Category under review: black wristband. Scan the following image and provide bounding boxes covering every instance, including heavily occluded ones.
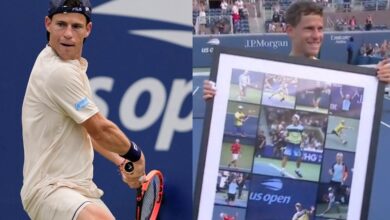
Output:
[120,141,142,162]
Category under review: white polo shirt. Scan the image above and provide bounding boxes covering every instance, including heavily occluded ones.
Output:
[21,46,101,218]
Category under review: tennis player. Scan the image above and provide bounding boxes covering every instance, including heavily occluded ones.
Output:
[21,1,145,219]
[203,1,390,99]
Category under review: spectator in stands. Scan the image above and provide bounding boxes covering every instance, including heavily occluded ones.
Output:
[280,11,287,32]
[348,16,356,30]
[271,8,281,33]
[198,4,207,35]
[360,43,367,56]
[232,2,241,33]
[221,0,229,15]
[366,43,374,56]
[365,15,373,31]
[380,40,388,57]
[236,0,245,18]
[386,41,390,58]
[373,43,381,57]
[268,22,276,32]
[203,1,390,100]
[347,37,354,64]
[272,8,280,23]
[219,20,227,34]
[343,0,351,12]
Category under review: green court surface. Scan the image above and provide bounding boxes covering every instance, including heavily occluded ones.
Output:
[262,91,296,109]
[253,157,321,182]
[220,142,255,172]
[229,84,263,104]
[325,116,359,152]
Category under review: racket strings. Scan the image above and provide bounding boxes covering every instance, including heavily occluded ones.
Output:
[141,176,160,220]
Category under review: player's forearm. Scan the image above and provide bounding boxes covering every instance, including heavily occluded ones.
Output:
[92,138,124,166]
[92,120,131,155]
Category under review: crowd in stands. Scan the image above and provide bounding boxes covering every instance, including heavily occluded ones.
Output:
[267,6,287,33]
[333,14,388,31]
[193,0,389,35]
[265,0,389,33]
[193,0,251,35]
[359,39,390,58]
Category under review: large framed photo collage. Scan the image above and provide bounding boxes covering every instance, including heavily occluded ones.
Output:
[195,47,384,220]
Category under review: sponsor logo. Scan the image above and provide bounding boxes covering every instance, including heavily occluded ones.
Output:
[302,151,323,163]
[207,38,220,45]
[249,192,292,205]
[261,178,283,191]
[201,47,214,54]
[330,35,351,44]
[244,39,288,49]
[88,1,192,151]
[75,97,89,111]
[91,77,191,151]
[249,178,291,205]
[93,0,191,48]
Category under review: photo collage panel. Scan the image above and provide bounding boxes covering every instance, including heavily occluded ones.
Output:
[212,68,363,220]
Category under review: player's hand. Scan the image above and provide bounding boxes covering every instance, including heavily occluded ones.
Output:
[119,153,146,189]
[376,58,390,83]
[203,80,216,100]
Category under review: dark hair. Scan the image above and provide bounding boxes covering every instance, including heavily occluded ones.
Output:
[285,1,323,27]
[46,0,91,42]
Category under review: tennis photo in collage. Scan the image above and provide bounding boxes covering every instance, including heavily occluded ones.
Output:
[214,170,251,208]
[211,68,364,219]
[252,107,327,182]
[295,79,332,114]
[261,74,298,109]
[228,68,264,104]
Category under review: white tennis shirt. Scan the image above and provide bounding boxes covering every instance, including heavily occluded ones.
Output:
[21,46,101,216]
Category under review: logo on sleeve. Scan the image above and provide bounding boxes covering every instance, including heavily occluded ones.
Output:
[75,97,89,111]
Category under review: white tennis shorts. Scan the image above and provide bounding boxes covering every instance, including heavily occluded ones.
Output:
[34,187,113,220]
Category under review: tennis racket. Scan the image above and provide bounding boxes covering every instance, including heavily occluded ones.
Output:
[124,162,164,220]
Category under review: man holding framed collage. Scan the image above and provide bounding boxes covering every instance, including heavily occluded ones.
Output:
[197,1,390,219]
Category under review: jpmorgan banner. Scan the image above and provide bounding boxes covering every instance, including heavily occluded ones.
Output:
[0,0,192,219]
[193,31,390,67]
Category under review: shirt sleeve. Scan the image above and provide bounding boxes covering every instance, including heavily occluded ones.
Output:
[45,66,99,124]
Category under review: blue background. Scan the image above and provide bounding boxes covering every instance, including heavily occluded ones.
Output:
[0,1,191,219]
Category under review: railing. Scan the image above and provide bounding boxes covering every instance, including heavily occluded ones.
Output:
[326,16,335,30]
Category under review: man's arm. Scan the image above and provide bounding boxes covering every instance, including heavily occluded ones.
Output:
[82,112,145,188]
[91,138,125,167]
[82,112,130,155]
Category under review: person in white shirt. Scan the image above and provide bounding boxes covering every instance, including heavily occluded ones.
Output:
[238,70,251,100]
[203,1,390,99]
[221,0,229,15]
[21,1,145,219]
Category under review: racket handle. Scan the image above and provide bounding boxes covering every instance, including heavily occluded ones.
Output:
[124,161,134,172]
[124,161,146,183]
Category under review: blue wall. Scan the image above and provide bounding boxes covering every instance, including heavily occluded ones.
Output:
[0,1,191,219]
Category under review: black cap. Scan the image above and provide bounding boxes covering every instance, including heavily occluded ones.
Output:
[48,0,92,21]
